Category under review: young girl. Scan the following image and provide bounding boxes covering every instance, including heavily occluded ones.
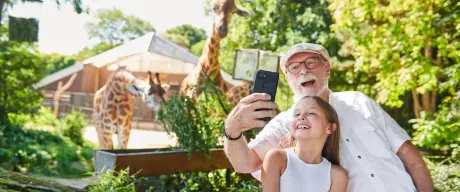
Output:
[262,96,348,192]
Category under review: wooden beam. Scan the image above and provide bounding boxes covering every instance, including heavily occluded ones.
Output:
[94,67,100,92]
[54,73,77,117]
[94,148,233,177]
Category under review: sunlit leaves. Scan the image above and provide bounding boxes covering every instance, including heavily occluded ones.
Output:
[330,0,459,151]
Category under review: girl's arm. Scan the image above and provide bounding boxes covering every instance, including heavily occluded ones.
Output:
[261,149,287,192]
[329,164,349,192]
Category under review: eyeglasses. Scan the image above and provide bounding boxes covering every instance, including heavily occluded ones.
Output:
[286,56,327,74]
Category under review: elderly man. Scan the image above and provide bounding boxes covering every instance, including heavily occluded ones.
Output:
[224,43,434,191]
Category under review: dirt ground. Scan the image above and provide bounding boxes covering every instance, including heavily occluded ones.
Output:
[83,123,178,149]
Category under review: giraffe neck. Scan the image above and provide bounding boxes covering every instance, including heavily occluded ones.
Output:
[197,28,225,89]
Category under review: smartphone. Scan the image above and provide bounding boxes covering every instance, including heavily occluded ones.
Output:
[251,70,279,121]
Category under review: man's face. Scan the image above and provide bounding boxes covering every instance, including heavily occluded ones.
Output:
[284,52,331,97]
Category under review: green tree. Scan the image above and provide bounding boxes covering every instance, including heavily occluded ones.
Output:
[191,39,206,56]
[41,53,77,74]
[329,0,460,151]
[7,16,38,42]
[212,0,340,111]
[0,0,83,28]
[160,32,190,49]
[75,42,117,61]
[0,41,46,122]
[162,24,207,49]
[85,8,155,45]
[0,0,83,42]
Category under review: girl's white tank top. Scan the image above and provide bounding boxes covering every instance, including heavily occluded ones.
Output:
[280,148,332,192]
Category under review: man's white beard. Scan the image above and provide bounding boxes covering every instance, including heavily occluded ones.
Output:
[287,73,330,103]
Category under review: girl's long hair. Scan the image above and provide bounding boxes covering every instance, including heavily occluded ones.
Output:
[282,96,341,165]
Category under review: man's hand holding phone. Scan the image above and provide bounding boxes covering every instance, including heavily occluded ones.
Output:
[225,93,278,139]
[225,70,279,140]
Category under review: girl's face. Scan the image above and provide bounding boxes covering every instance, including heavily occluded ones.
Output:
[290,97,333,141]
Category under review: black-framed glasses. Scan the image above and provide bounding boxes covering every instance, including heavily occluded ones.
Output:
[286,56,326,74]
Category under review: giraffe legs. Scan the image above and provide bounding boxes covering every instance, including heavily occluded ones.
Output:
[116,117,128,149]
[117,114,132,149]
[94,111,114,150]
[95,123,105,148]
[97,123,114,149]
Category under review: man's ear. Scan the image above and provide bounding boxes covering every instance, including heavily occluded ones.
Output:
[325,61,332,76]
[161,84,170,92]
[236,7,251,17]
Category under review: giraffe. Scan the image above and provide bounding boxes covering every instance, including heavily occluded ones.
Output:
[180,0,250,98]
[93,67,170,149]
[225,80,252,106]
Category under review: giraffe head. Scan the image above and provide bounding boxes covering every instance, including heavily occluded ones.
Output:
[121,69,169,111]
[211,0,250,38]
[146,71,170,110]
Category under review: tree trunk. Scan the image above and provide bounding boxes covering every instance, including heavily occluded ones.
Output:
[0,68,5,122]
[53,73,77,117]
[1,80,7,122]
[411,41,438,119]
[0,0,5,29]
[422,92,431,112]
[412,89,422,119]
[431,49,442,113]
[430,89,437,114]
[54,81,63,117]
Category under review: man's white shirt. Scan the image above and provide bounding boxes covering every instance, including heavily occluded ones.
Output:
[248,91,416,192]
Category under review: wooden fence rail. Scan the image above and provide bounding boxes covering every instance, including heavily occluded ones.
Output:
[44,91,158,129]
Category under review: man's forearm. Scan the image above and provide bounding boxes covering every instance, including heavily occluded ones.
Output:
[224,135,260,173]
[397,141,434,192]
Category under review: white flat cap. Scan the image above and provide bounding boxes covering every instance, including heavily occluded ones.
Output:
[280,43,330,71]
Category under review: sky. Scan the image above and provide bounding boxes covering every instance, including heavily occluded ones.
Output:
[8,0,213,55]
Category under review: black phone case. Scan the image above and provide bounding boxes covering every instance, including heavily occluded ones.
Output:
[251,70,279,121]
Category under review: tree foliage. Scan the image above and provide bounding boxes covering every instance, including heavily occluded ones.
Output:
[191,39,206,57]
[215,0,340,111]
[8,16,38,42]
[75,42,117,61]
[156,76,230,158]
[41,53,77,74]
[329,0,459,151]
[162,24,207,50]
[0,41,46,122]
[85,8,155,45]
[0,0,84,28]
[160,32,191,49]
[1,109,94,177]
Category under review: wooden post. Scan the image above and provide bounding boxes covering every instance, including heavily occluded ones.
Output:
[54,82,63,117]
[54,73,77,117]
[94,68,99,92]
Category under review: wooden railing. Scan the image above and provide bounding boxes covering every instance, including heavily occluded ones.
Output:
[43,91,158,129]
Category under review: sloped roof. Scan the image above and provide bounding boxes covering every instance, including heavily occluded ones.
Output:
[33,62,83,89]
[82,32,199,68]
[34,32,242,89]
